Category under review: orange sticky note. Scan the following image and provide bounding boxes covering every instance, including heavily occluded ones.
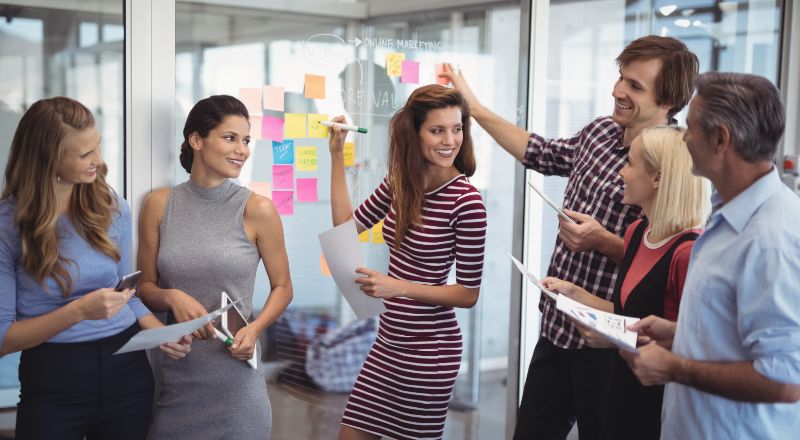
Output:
[320,254,331,277]
[358,229,370,243]
[304,74,325,99]
[435,64,450,85]
[344,142,355,167]
[371,220,385,244]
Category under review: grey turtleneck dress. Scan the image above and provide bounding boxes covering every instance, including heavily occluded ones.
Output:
[148,179,271,440]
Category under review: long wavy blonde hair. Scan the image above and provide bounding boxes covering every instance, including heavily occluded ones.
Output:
[2,97,119,296]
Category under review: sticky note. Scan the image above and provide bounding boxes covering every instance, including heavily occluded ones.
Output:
[304,74,325,99]
[249,116,262,140]
[284,113,306,139]
[249,181,272,199]
[263,85,284,112]
[272,165,294,190]
[371,220,385,244]
[320,254,331,277]
[272,140,294,165]
[261,116,284,142]
[296,178,318,202]
[386,53,405,77]
[272,190,294,215]
[435,64,449,85]
[401,60,419,84]
[239,88,261,114]
[344,142,355,167]
[358,229,370,242]
[296,147,317,171]
[308,114,328,139]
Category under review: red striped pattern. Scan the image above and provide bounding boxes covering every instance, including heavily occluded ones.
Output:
[341,175,487,440]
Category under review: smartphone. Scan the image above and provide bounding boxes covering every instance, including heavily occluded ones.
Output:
[115,271,142,291]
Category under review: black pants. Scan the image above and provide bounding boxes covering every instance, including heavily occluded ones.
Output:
[513,338,615,440]
[16,324,154,440]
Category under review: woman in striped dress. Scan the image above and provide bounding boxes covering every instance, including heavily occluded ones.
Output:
[327,84,487,440]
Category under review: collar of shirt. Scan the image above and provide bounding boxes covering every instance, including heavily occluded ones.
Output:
[710,166,781,234]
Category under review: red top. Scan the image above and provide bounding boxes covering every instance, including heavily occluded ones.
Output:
[620,219,702,321]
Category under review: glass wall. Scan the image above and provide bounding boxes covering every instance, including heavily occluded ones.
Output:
[0,0,124,408]
[174,2,522,438]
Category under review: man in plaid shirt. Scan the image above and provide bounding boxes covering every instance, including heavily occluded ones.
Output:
[441,35,698,438]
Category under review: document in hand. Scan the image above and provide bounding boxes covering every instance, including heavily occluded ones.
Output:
[555,294,639,352]
[114,299,241,354]
[319,220,387,320]
[509,254,558,301]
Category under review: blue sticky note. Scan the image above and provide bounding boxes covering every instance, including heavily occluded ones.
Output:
[272,140,295,165]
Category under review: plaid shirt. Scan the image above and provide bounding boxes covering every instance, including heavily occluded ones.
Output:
[523,116,642,349]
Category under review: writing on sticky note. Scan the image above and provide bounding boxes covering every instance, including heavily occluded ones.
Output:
[308,114,328,138]
[296,147,317,171]
[371,220,385,244]
[239,88,261,114]
[249,116,262,140]
[272,140,294,165]
[386,53,405,77]
[358,229,370,242]
[296,178,318,202]
[320,253,331,277]
[272,190,294,215]
[249,181,272,199]
[263,85,284,112]
[344,142,355,167]
[401,60,419,84]
[435,64,449,85]
[304,74,325,99]
[272,165,294,190]
[284,113,306,139]
[262,115,284,142]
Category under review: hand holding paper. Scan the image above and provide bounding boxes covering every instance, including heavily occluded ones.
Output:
[509,254,558,301]
[555,294,639,352]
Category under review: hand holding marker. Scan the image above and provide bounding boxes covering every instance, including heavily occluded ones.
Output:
[319,120,368,134]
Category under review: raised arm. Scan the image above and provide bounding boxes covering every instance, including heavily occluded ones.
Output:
[438,63,530,162]
[327,115,361,230]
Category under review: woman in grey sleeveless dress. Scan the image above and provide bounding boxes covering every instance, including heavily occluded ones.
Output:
[137,95,293,440]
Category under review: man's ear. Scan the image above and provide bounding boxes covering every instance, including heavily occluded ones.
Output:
[714,124,732,155]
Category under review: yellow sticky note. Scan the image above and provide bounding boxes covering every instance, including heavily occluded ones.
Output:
[308,114,328,139]
[284,113,306,139]
[358,229,370,243]
[304,74,326,99]
[344,142,355,167]
[320,253,331,277]
[371,220,385,244]
[386,53,405,77]
[296,146,317,171]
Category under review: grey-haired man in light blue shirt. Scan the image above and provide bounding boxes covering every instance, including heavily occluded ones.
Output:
[620,71,800,439]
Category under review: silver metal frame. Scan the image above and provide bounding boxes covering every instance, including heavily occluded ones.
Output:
[780,0,799,158]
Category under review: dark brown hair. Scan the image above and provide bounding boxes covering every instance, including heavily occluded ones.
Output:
[2,97,119,296]
[180,95,249,174]
[617,35,699,118]
[388,84,475,244]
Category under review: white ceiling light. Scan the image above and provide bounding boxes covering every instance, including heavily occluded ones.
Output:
[681,8,696,16]
[675,18,691,28]
[659,4,678,16]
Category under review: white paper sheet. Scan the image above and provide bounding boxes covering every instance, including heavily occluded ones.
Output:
[114,300,239,354]
[319,220,386,320]
[555,294,639,352]
[527,181,577,223]
[509,254,558,301]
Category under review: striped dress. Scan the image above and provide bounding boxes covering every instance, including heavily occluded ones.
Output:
[341,174,487,439]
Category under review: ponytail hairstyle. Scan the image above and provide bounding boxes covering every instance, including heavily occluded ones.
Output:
[2,97,119,296]
[180,95,250,174]
[387,84,474,244]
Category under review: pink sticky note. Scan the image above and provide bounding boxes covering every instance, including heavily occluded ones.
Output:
[401,60,420,84]
[435,64,449,85]
[272,190,294,215]
[239,88,262,114]
[249,181,271,199]
[262,116,284,142]
[272,165,294,190]
[296,178,318,202]
[263,85,284,112]
[249,116,262,140]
